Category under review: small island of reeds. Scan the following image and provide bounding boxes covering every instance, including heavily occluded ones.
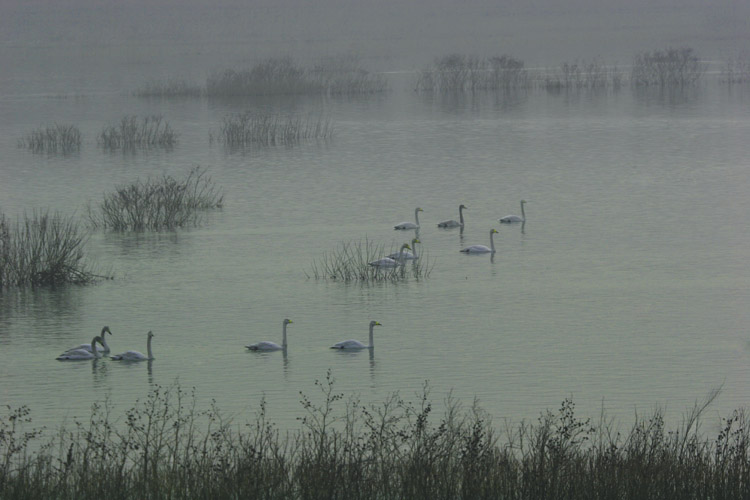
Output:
[211,111,334,148]
[17,123,82,154]
[86,167,224,231]
[98,115,177,150]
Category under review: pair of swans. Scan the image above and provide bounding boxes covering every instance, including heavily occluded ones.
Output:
[57,328,154,361]
[369,242,415,268]
[460,229,499,254]
[246,319,381,351]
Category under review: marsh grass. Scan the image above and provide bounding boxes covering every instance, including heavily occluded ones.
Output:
[212,111,334,148]
[18,124,82,154]
[205,55,387,97]
[133,79,203,98]
[0,210,105,287]
[1,377,748,499]
[415,54,531,92]
[631,47,706,86]
[307,238,434,283]
[542,59,624,91]
[98,115,177,150]
[720,55,750,84]
[87,167,224,231]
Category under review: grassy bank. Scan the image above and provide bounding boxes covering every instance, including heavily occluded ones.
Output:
[2,378,746,499]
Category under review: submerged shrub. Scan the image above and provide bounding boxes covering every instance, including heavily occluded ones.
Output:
[87,166,224,231]
[212,111,334,147]
[98,115,177,150]
[720,55,750,84]
[206,55,387,96]
[0,210,104,287]
[543,59,623,91]
[631,47,706,86]
[415,53,531,91]
[18,123,82,154]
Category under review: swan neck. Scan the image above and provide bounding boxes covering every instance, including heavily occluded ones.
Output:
[414,209,420,225]
[520,202,526,220]
[459,206,464,224]
[369,324,375,347]
[92,337,101,359]
[282,322,288,348]
[490,231,496,253]
[147,334,153,359]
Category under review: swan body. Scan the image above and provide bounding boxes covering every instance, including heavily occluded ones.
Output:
[63,326,112,354]
[331,320,381,349]
[246,319,292,351]
[499,200,527,223]
[460,229,499,254]
[438,204,467,228]
[370,243,412,268]
[386,238,420,260]
[394,208,423,230]
[111,331,154,361]
[57,336,104,360]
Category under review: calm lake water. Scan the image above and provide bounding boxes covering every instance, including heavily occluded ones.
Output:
[1,2,750,436]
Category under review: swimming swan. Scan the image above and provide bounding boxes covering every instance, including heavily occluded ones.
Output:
[246,319,293,351]
[460,229,499,254]
[331,320,381,349]
[56,336,104,360]
[394,208,423,230]
[499,200,527,223]
[438,204,467,228]
[369,244,412,268]
[111,331,154,361]
[386,238,420,260]
[63,326,113,354]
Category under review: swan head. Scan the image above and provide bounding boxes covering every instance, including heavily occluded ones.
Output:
[411,238,420,246]
[459,204,467,210]
[147,330,154,338]
[491,228,499,234]
[520,200,528,205]
[402,243,412,251]
[101,326,112,336]
[283,319,293,325]
[415,207,424,213]
[370,320,382,328]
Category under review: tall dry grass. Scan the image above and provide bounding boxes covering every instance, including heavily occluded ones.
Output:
[18,124,82,154]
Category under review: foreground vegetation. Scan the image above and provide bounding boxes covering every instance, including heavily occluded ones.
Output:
[1,377,747,499]
[17,124,82,154]
[87,167,224,231]
[0,211,103,287]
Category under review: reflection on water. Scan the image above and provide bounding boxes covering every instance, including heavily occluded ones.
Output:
[0,286,84,334]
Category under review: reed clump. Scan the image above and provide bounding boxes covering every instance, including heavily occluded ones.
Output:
[205,55,387,97]
[307,238,433,283]
[543,59,624,91]
[213,111,334,147]
[1,379,749,499]
[0,210,104,287]
[631,47,706,86]
[415,54,531,92]
[720,55,750,84]
[133,79,203,98]
[97,115,177,150]
[18,124,82,154]
[87,167,224,231]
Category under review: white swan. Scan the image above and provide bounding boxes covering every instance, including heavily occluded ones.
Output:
[246,319,293,351]
[394,207,423,230]
[460,229,499,254]
[56,336,104,360]
[386,238,420,260]
[499,200,527,223]
[331,320,381,349]
[438,204,467,228]
[63,326,113,354]
[111,331,154,361]
[369,243,412,268]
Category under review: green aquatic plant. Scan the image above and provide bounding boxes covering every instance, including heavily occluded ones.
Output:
[17,123,82,154]
[87,166,224,231]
